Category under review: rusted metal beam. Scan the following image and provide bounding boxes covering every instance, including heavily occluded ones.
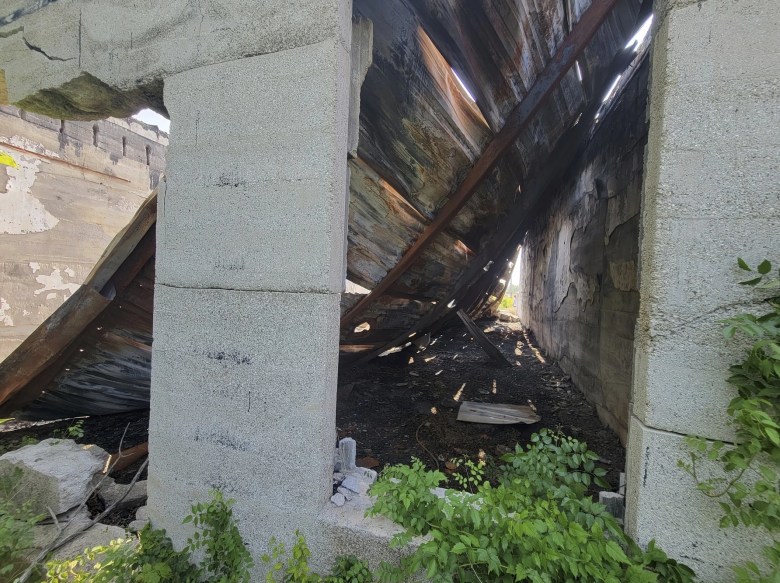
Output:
[341,0,621,326]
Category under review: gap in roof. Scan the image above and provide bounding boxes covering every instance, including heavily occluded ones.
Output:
[133,108,170,133]
[625,15,653,51]
[451,68,477,103]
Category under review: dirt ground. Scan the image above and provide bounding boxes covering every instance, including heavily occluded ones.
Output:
[0,318,625,526]
[337,320,625,490]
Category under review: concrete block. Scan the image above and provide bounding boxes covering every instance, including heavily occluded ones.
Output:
[658,0,780,86]
[632,218,779,440]
[625,417,771,582]
[0,439,108,516]
[158,42,350,293]
[1,0,353,106]
[348,16,373,157]
[598,491,624,523]
[149,286,339,516]
[97,478,148,510]
[339,438,357,472]
[52,523,128,562]
[146,476,413,578]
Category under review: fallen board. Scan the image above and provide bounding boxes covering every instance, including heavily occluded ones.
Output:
[456,309,513,367]
[457,402,541,425]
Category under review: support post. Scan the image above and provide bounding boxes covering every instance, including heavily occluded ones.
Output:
[625,0,779,580]
[146,2,353,574]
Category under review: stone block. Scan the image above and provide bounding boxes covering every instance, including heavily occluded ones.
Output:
[52,524,129,562]
[158,41,350,294]
[658,0,780,86]
[625,417,770,582]
[0,439,108,515]
[149,286,339,516]
[339,438,357,472]
[1,0,352,105]
[632,229,779,440]
[97,478,148,510]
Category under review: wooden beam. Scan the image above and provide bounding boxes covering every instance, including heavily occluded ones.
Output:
[344,39,644,369]
[456,309,513,367]
[341,0,621,326]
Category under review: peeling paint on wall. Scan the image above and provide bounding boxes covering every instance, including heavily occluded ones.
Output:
[0,298,13,326]
[34,267,80,301]
[0,148,59,235]
[517,59,650,443]
[0,105,166,362]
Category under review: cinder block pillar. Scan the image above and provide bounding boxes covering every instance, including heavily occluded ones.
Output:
[626,0,778,580]
[146,2,352,575]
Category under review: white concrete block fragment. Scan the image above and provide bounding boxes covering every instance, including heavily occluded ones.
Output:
[330,492,346,507]
[598,491,624,523]
[98,478,148,510]
[339,438,357,472]
[52,523,129,562]
[0,438,108,515]
[354,467,377,483]
[337,486,354,501]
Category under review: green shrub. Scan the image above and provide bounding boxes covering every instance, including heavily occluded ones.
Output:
[368,429,695,583]
[262,531,373,583]
[45,490,250,583]
[680,258,780,581]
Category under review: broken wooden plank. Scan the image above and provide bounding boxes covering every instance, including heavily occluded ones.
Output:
[103,441,149,474]
[456,309,513,368]
[457,402,541,425]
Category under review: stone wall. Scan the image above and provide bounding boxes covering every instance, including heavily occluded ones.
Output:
[0,105,166,361]
[516,60,649,443]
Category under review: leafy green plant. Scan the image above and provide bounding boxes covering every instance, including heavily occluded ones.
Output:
[0,468,45,582]
[45,525,199,583]
[45,490,251,583]
[262,531,373,583]
[53,420,86,441]
[184,490,254,582]
[66,421,85,440]
[368,429,695,582]
[679,258,780,581]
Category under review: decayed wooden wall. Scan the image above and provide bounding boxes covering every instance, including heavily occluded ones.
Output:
[0,105,166,361]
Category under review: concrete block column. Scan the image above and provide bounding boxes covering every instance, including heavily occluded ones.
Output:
[146,2,352,575]
[626,0,779,580]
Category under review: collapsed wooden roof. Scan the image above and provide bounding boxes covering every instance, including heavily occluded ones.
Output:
[0,0,648,418]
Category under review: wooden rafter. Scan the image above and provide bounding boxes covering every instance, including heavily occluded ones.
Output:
[341,0,622,326]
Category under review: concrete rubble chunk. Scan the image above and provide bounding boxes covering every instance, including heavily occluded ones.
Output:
[0,438,108,515]
[32,508,92,550]
[127,505,150,532]
[330,492,346,507]
[341,474,371,496]
[337,486,354,501]
[52,523,129,562]
[98,478,148,510]
[339,438,357,472]
[599,491,625,523]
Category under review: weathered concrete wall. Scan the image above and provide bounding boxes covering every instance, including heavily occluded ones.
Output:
[517,60,649,443]
[0,105,166,360]
[625,0,779,580]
